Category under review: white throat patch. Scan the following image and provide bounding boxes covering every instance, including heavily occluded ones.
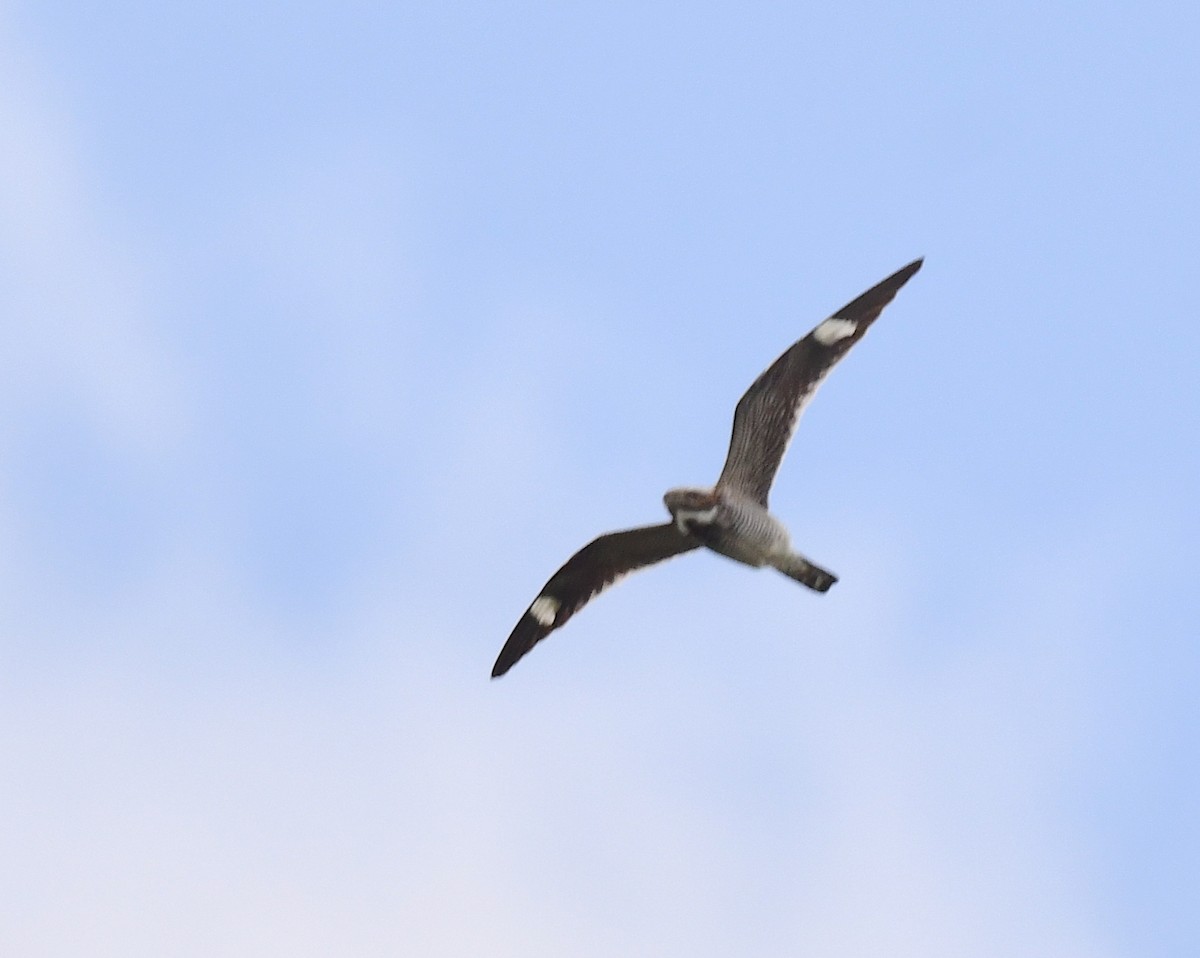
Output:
[674,505,718,534]
[813,317,858,345]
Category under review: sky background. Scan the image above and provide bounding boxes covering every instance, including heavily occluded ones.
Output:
[1,1,1198,955]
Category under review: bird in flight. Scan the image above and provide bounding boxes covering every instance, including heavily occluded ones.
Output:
[492,258,923,677]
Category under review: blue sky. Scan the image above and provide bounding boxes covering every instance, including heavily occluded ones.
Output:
[1,1,1197,954]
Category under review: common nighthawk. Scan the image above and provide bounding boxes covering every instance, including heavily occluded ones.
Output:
[492,258,923,677]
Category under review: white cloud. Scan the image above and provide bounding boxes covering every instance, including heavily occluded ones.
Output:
[0,26,183,454]
[0,16,1128,958]
[0,504,1121,956]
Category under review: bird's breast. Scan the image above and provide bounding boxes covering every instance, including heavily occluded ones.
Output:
[695,496,789,567]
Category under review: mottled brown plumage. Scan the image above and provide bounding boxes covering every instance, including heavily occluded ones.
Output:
[492,258,923,678]
[717,258,924,506]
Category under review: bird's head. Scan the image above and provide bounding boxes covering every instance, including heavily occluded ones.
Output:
[663,487,720,535]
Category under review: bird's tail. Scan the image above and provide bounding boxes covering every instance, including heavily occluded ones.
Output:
[773,553,838,593]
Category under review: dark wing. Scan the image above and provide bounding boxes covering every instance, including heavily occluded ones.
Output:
[716,258,923,506]
[492,522,701,677]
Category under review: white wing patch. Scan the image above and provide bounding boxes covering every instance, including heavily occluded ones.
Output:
[529,595,560,627]
[813,317,858,345]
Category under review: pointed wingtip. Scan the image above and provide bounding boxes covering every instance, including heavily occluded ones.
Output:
[869,256,925,304]
[831,256,924,323]
[895,256,924,283]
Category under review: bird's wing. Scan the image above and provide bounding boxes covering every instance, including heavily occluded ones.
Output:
[716,258,923,506]
[492,522,701,677]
